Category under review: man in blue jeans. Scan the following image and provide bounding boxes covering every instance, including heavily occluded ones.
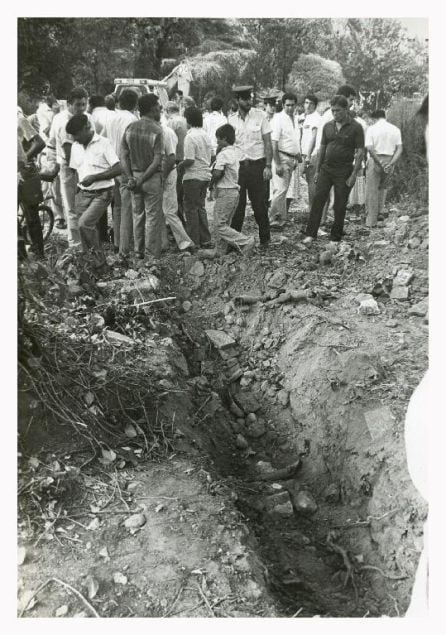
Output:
[303,95,364,245]
[120,94,164,261]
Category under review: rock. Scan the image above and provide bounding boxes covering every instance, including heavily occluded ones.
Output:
[364,406,395,441]
[122,276,159,298]
[246,418,266,438]
[205,329,236,350]
[394,269,414,286]
[355,293,374,305]
[385,319,399,328]
[267,269,288,289]
[227,368,244,383]
[319,250,332,265]
[113,572,128,585]
[265,491,294,516]
[373,240,390,248]
[408,237,421,249]
[67,282,84,298]
[124,512,146,530]
[324,483,340,503]
[124,269,139,280]
[105,330,134,346]
[256,460,274,476]
[394,224,410,245]
[398,215,410,223]
[408,298,429,317]
[390,286,409,300]
[358,298,380,315]
[277,389,289,407]
[188,261,205,277]
[229,401,244,418]
[246,412,257,424]
[235,434,249,450]
[233,392,262,413]
[291,489,318,515]
[240,376,252,387]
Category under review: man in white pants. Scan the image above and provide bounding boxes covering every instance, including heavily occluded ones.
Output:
[161,122,195,253]
[269,92,301,229]
[48,86,89,247]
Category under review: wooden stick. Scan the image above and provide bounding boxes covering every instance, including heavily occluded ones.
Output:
[194,580,215,617]
[126,296,176,308]
[19,577,99,618]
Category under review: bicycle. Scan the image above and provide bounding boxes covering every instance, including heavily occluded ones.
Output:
[18,166,55,245]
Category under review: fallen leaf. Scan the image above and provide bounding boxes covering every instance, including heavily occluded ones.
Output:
[19,590,37,612]
[90,504,101,513]
[124,424,137,438]
[101,449,116,463]
[18,546,27,566]
[87,517,100,531]
[113,572,128,585]
[86,575,99,600]
[55,604,69,617]
[85,391,95,406]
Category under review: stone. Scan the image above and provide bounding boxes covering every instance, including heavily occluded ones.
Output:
[267,268,288,289]
[319,250,332,265]
[394,225,410,245]
[240,376,252,387]
[67,282,84,298]
[246,418,266,438]
[233,392,262,413]
[398,215,410,223]
[182,300,192,312]
[291,489,318,515]
[205,329,236,350]
[256,461,274,476]
[373,240,390,248]
[246,412,257,424]
[122,276,159,298]
[188,261,205,277]
[355,293,374,305]
[408,237,421,249]
[277,389,289,407]
[227,368,244,383]
[390,285,409,300]
[385,319,399,328]
[358,298,380,315]
[408,298,429,317]
[124,512,146,530]
[229,401,244,418]
[364,406,395,441]
[105,330,134,346]
[124,269,139,280]
[324,483,340,503]
[394,269,414,286]
[235,434,249,450]
[265,491,294,517]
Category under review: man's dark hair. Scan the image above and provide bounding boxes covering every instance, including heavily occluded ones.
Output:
[138,93,159,116]
[371,109,386,119]
[67,86,89,104]
[305,93,319,107]
[210,96,224,112]
[282,92,297,105]
[184,106,203,127]
[89,95,105,110]
[215,123,235,145]
[331,95,349,109]
[104,95,116,110]
[337,85,356,98]
[66,113,90,135]
[119,89,138,112]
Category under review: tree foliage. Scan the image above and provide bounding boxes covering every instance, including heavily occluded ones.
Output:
[287,54,345,102]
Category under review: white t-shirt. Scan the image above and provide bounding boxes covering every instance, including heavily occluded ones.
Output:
[214,145,239,189]
[365,118,402,156]
[70,133,119,191]
[315,108,333,154]
[271,110,300,155]
[104,109,137,156]
[203,111,227,155]
[90,107,117,137]
[49,110,91,166]
[183,127,212,182]
[300,111,322,157]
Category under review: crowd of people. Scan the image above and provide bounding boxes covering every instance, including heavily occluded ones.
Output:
[17,81,403,266]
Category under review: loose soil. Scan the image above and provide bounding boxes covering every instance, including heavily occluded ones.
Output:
[17,189,428,618]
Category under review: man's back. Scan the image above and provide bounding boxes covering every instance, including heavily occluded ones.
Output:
[168,114,187,161]
[366,118,402,154]
[123,117,163,172]
[105,109,137,156]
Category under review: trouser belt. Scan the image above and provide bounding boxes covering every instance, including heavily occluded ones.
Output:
[279,150,300,159]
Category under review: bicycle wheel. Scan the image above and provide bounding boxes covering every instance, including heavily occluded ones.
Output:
[38,204,54,242]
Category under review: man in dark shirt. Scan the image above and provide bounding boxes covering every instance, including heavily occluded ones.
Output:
[304,95,364,243]
[120,94,163,260]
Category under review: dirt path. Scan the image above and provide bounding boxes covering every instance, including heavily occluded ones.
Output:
[18,190,428,618]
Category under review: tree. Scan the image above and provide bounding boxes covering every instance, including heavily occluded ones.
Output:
[287,54,345,102]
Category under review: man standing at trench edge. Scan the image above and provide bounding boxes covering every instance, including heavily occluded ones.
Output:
[303,95,364,245]
[229,85,273,249]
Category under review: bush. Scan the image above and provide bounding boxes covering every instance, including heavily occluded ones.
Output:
[386,97,428,206]
[286,54,345,103]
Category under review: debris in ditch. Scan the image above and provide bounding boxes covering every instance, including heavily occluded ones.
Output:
[123,513,146,533]
[229,400,244,418]
[364,406,395,441]
[104,330,135,346]
[251,459,302,482]
[267,269,288,289]
[265,289,314,307]
[326,531,358,605]
[358,298,380,315]
[233,392,261,414]
[408,298,428,317]
[291,488,318,515]
[245,418,266,438]
[277,389,289,407]
[205,329,236,350]
[264,491,294,517]
[233,294,262,306]
[235,434,249,450]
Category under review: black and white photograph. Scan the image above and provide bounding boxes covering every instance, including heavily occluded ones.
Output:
[14,6,434,625]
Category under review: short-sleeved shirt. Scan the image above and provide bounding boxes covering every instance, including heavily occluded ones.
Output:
[183,127,212,182]
[168,114,188,161]
[203,111,227,155]
[91,107,117,137]
[365,118,402,156]
[48,109,91,167]
[105,109,137,156]
[271,110,300,156]
[69,133,119,191]
[301,111,322,157]
[321,118,365,176]
[162,125,178,173]
[214,145,239,189]
[17,113,38,169]
[228,108,272,161]
[121,117,163,173]
[36,101,54,140]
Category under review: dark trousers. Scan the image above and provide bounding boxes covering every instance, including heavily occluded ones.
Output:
[176,162,186,227]
[305,167,352,241]
[231,158,270,243]
[183,179,212,247]
[97,208,108,242]
[18,182,44,257]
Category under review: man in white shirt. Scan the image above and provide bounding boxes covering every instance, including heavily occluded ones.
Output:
[301,94,322,213]
[269,92,301,228]
[228,85,273,248]
[66,114,121,264]
[89,95,117,136]
[103,89,138,259]
[48,86,89,246]
[203,96,227,160]
[365,110,403,227]
[160,122,195,253]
